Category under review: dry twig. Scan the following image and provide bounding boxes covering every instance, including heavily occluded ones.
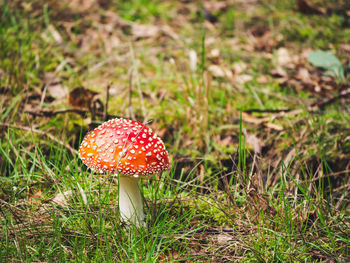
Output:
[24,108,120,120]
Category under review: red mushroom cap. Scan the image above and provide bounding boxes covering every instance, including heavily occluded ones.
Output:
[79,118,170,177]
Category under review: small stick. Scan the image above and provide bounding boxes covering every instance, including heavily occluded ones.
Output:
[40,84,48,108]
[24,109,120,119]
[244,108,292,113]
[104,83,111,121]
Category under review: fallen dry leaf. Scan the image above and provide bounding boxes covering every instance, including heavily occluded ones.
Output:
[297,0,326,15]
[232,61,247,75]
[243,129,264,154]
[271,67,288,78]
[257,75,269,84]
[220,135,233,146]
[208,64,232,78]
[51,190,73,206]
[129,23,179,41]
[47,83,69,100]
[248,28,282,52]
[217,233,233,245]
[132,24,159,39]
[209,48,220,59]
[68,87,99,108]
[276,48,292,67]
[235,74,253,84]
[296,67,312,83]
[41,24,62,44]
[208,48,221,64]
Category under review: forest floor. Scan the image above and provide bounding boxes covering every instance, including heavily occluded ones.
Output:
[0,0,349,262]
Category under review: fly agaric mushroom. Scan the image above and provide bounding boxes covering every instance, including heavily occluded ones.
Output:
[79,118,170,226]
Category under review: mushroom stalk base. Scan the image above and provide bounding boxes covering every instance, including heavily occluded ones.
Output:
[119,176,144,227]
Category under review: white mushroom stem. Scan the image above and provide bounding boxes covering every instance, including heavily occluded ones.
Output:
[119,176,144,227]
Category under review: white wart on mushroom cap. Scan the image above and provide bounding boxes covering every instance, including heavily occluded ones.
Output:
[79,118,170,177]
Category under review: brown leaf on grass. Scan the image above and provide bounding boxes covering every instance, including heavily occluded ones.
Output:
[276,48,296,68]
[208,64,233,78]
[41,72,68,101]
[68,87,99,109]
[47,83,69,100]
[243,129,264,154]
[131,24,160,40]
[41,24,63,44]
[296,67,312,83]
[248,26,282,52]
[208,48,221,63]
[127,23,179,41]
[51,190,73,206]
[232,61,247,75]
[217,234,233,245]
[220,135,234,146]
[271,67,288,78]
[257,75,269,84]
[235,74,253,84]
[297,0,326,15]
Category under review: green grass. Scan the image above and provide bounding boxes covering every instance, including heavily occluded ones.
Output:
[1,0,349,262]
